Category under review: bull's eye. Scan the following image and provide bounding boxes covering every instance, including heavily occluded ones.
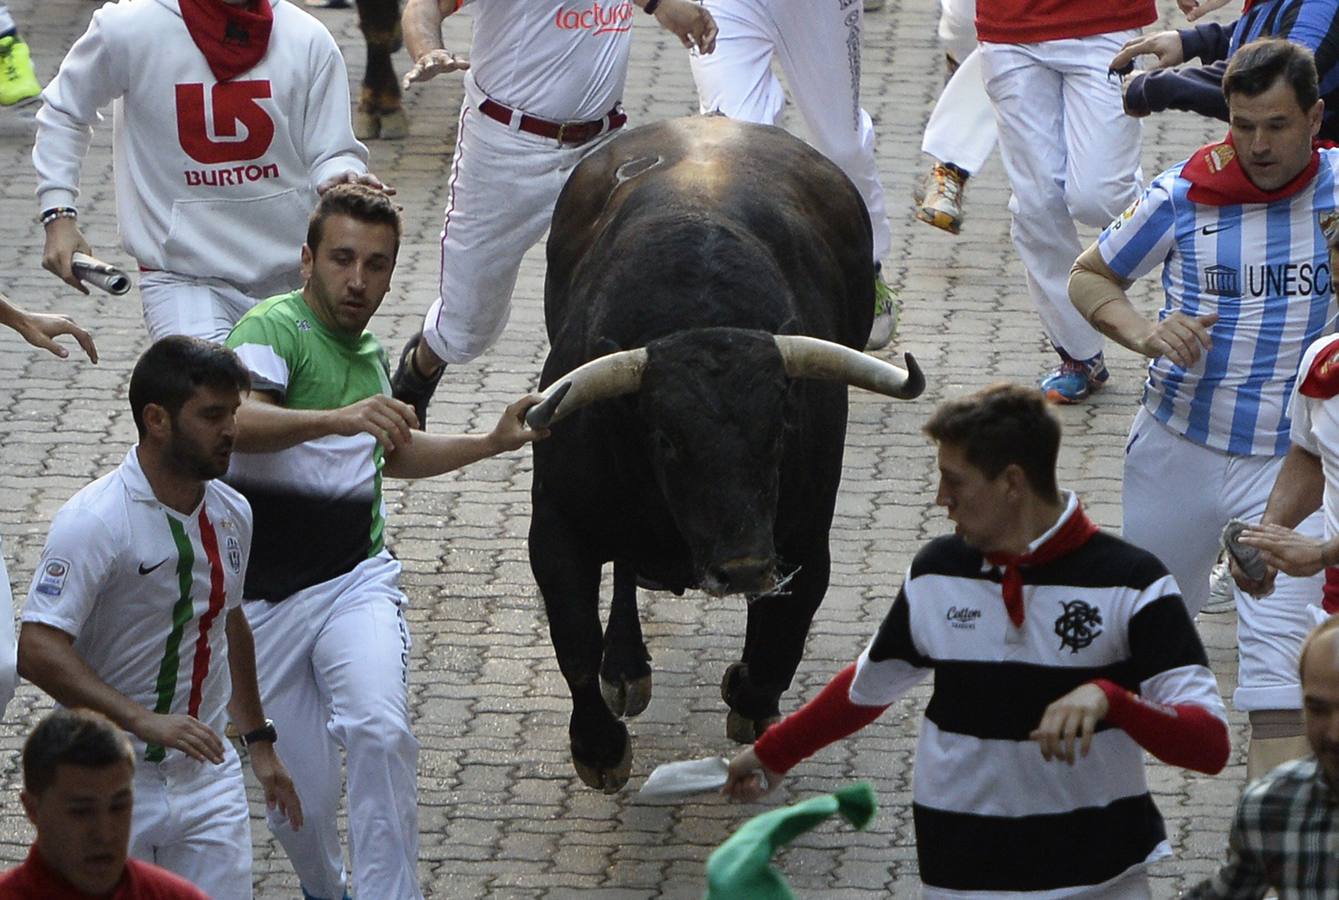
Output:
[655,432,679,461]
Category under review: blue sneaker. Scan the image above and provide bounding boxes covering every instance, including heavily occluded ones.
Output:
[1040,352,1109,404]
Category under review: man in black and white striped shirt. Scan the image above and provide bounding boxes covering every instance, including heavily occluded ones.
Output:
[725,383,1231,897]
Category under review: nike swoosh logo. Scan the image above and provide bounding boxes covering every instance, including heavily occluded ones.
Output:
[1201,222,1237,236]
[138,559,168,575]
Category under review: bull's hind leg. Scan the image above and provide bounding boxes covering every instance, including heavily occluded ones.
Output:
[723,546,830,743]
[600,561,653,718]
[530,506,633,792]
[354,0,408,140]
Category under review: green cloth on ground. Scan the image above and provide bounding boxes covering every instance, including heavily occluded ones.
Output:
[704,782,877,900]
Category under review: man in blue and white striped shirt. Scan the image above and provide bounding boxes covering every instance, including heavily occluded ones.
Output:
[1070,38,1337,780]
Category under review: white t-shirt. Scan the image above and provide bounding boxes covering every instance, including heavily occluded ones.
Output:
[461,0,635,121]
[23,448,252,764]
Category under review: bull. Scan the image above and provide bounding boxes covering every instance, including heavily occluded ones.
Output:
[526,116,924,791]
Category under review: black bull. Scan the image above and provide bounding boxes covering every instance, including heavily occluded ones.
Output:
[352,0,406,140]
[527,117,923,791]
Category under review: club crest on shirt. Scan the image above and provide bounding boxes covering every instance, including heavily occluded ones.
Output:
[1055,599,1102,654]
[1109,196,1141,231]
[35,558,71,596]
[1319,209,1339,248]
[225,536,242,574]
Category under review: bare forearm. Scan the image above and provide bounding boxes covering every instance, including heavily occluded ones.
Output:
[1262,445,1325,529]
[18,625,150,732]
[403,0,450,61]
[224,609,266,733]
[384,432,503,479]
[234,397,339,452]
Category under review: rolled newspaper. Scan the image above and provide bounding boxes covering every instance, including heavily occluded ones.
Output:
[70,252,132,296]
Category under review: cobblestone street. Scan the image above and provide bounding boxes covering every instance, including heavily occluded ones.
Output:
[0,1,1255,896]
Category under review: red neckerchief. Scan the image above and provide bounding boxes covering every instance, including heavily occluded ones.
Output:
[984,502,1100,627]
[1324,568,1339,614]
[1299,337,1339,398]
[178,0,273,82]
[1183,132,1321,206]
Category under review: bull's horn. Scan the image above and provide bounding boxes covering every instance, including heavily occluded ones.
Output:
[773,336,924,400]
[525,348,649,429]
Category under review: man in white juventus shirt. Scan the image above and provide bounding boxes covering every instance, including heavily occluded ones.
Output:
[17,336,302,900]
[391,0,716,426]
[33,0,387,344]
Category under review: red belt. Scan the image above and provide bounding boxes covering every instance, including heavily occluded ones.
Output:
[478,98,626,146]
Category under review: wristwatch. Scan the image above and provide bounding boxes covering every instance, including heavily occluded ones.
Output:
[240,718,277,747]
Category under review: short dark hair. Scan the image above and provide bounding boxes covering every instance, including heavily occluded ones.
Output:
[128,336,251,437]
[22,709,133,796]
[1224,38,1319,111]
[923,382,1061,499]
[306,183,402,255]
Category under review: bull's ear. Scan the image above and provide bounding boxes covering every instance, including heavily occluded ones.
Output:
[595,337,623,357]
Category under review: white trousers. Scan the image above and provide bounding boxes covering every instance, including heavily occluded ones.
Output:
[1123,408,1327,711]
[421,95,617,365]
[922,48,998,176]
[246,555,420,900]
[980,33,1143,360]
[130,744,253,900]
[688,0,891,263]
[140,271,265,344]
[0,5,15,36]
[938,0,977,62]
[0,537,15,715]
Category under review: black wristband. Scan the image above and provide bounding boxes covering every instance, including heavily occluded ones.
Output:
[644,0,660,13]
[240,718,277,747]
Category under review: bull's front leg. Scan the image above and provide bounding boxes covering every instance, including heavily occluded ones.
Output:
[353,0,408,140]
[723,542,830,743]
[600,561,652,718]
[529,505,633,792]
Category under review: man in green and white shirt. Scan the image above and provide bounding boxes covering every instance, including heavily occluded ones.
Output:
[224,184,546,900]
[19,336,302,900]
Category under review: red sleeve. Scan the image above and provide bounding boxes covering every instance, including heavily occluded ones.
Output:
[753,663,889,775]
[1093,678,1229,774]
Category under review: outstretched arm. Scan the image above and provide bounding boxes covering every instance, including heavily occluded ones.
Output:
[233,389,420,454]
[0,292,97,361]
[640,0,717,54]
[401,0,471,89]
[383,393,548,479]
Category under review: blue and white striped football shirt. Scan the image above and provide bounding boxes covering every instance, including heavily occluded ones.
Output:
[1099,149,1339,456]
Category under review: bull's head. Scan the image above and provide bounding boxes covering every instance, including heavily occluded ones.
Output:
[528,330,924,595]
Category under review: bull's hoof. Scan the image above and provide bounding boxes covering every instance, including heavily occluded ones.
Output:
[600,672,653,719]
[353,107,379,141]
[726,709,781,745]
[378,108,409,140]
[572,737,633,793]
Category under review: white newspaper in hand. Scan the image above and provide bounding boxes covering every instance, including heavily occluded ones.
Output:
[637,756,731,800]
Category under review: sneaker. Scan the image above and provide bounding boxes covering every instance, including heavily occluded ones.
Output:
[1040,352,1109,404]
[390,331,443,428]
[914,162,968,235]
[0,35,41,107]
[866,270,899,351]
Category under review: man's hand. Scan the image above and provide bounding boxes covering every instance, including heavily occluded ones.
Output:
[1240,523,1332,579]
[129,711,226,764]
[401,49,470,90]
[1229,550,1278,597]
[1031,683,1110,764]
[1110,30,1185,74]
[1136,311,1218,367]
[6,307,98,362]
[316,170,396,197]
[487,394,551,453]
[1178,0,1234,21]
[332,395,420,451]
[654,0,718,54]
[248,743,304,829]
[42,218,93,294]
[721,747,781,802]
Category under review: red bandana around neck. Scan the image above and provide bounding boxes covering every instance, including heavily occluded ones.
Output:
[984,503,1100,627]
[179,0,273,82]
[1182,132,1321,206]
[1299,336,1339,398]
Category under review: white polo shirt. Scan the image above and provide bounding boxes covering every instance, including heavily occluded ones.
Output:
[23,448,252,764]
